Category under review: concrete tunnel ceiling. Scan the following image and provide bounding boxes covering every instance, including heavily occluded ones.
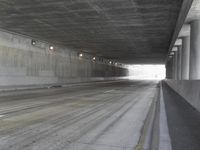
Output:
[0,0,183,64]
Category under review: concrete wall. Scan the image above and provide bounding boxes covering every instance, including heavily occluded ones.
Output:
[165,80,200,111]
[0,30,128,87]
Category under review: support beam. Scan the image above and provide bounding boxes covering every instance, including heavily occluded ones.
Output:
[190,20,200,79]
[181,36,190,80]
[167,0,193,57]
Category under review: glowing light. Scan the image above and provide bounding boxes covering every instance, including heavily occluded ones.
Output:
[92,57,96,61]
[49,46,54,50]
[31,40,36,45]
[79,53,83,57]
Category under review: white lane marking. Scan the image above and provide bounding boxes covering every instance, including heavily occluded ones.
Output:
[159,82,172,150]
[0,115,5,118]
[104,90,115,93]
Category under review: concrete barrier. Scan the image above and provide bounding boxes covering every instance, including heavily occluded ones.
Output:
[0,30,128,88]
[165,80,200,112]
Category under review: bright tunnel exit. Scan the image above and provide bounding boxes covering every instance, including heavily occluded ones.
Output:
[128,64,166,80]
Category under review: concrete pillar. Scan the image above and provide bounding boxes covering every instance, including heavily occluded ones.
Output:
[171,56,175,79]
[190,20,200,79]
[165,60,170,79]
[166,57,173,79]
[181,36,190,80]
[165,65,168,79]
[177,46,182,80]
[173,51,178,80]
[169,57,173,78]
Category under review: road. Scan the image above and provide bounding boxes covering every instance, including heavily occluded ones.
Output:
[0,80,158,150]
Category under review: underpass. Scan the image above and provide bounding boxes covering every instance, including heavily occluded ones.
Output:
[0,0,200,150]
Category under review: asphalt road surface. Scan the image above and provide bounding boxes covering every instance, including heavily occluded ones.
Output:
[0,80,158,150]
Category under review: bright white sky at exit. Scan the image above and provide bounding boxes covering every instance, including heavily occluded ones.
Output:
[128,65,166,80]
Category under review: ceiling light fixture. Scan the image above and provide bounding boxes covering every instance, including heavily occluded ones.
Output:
[49,46,54,50]
[31,40,36,45]
[79,53,83,57]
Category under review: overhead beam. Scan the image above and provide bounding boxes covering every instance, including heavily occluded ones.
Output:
[167,0,193,60]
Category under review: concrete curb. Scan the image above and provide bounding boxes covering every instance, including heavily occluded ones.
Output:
[135,82,173,150]
[159,82,172,150]
[0,79,127,93]
[135,85,159,150]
